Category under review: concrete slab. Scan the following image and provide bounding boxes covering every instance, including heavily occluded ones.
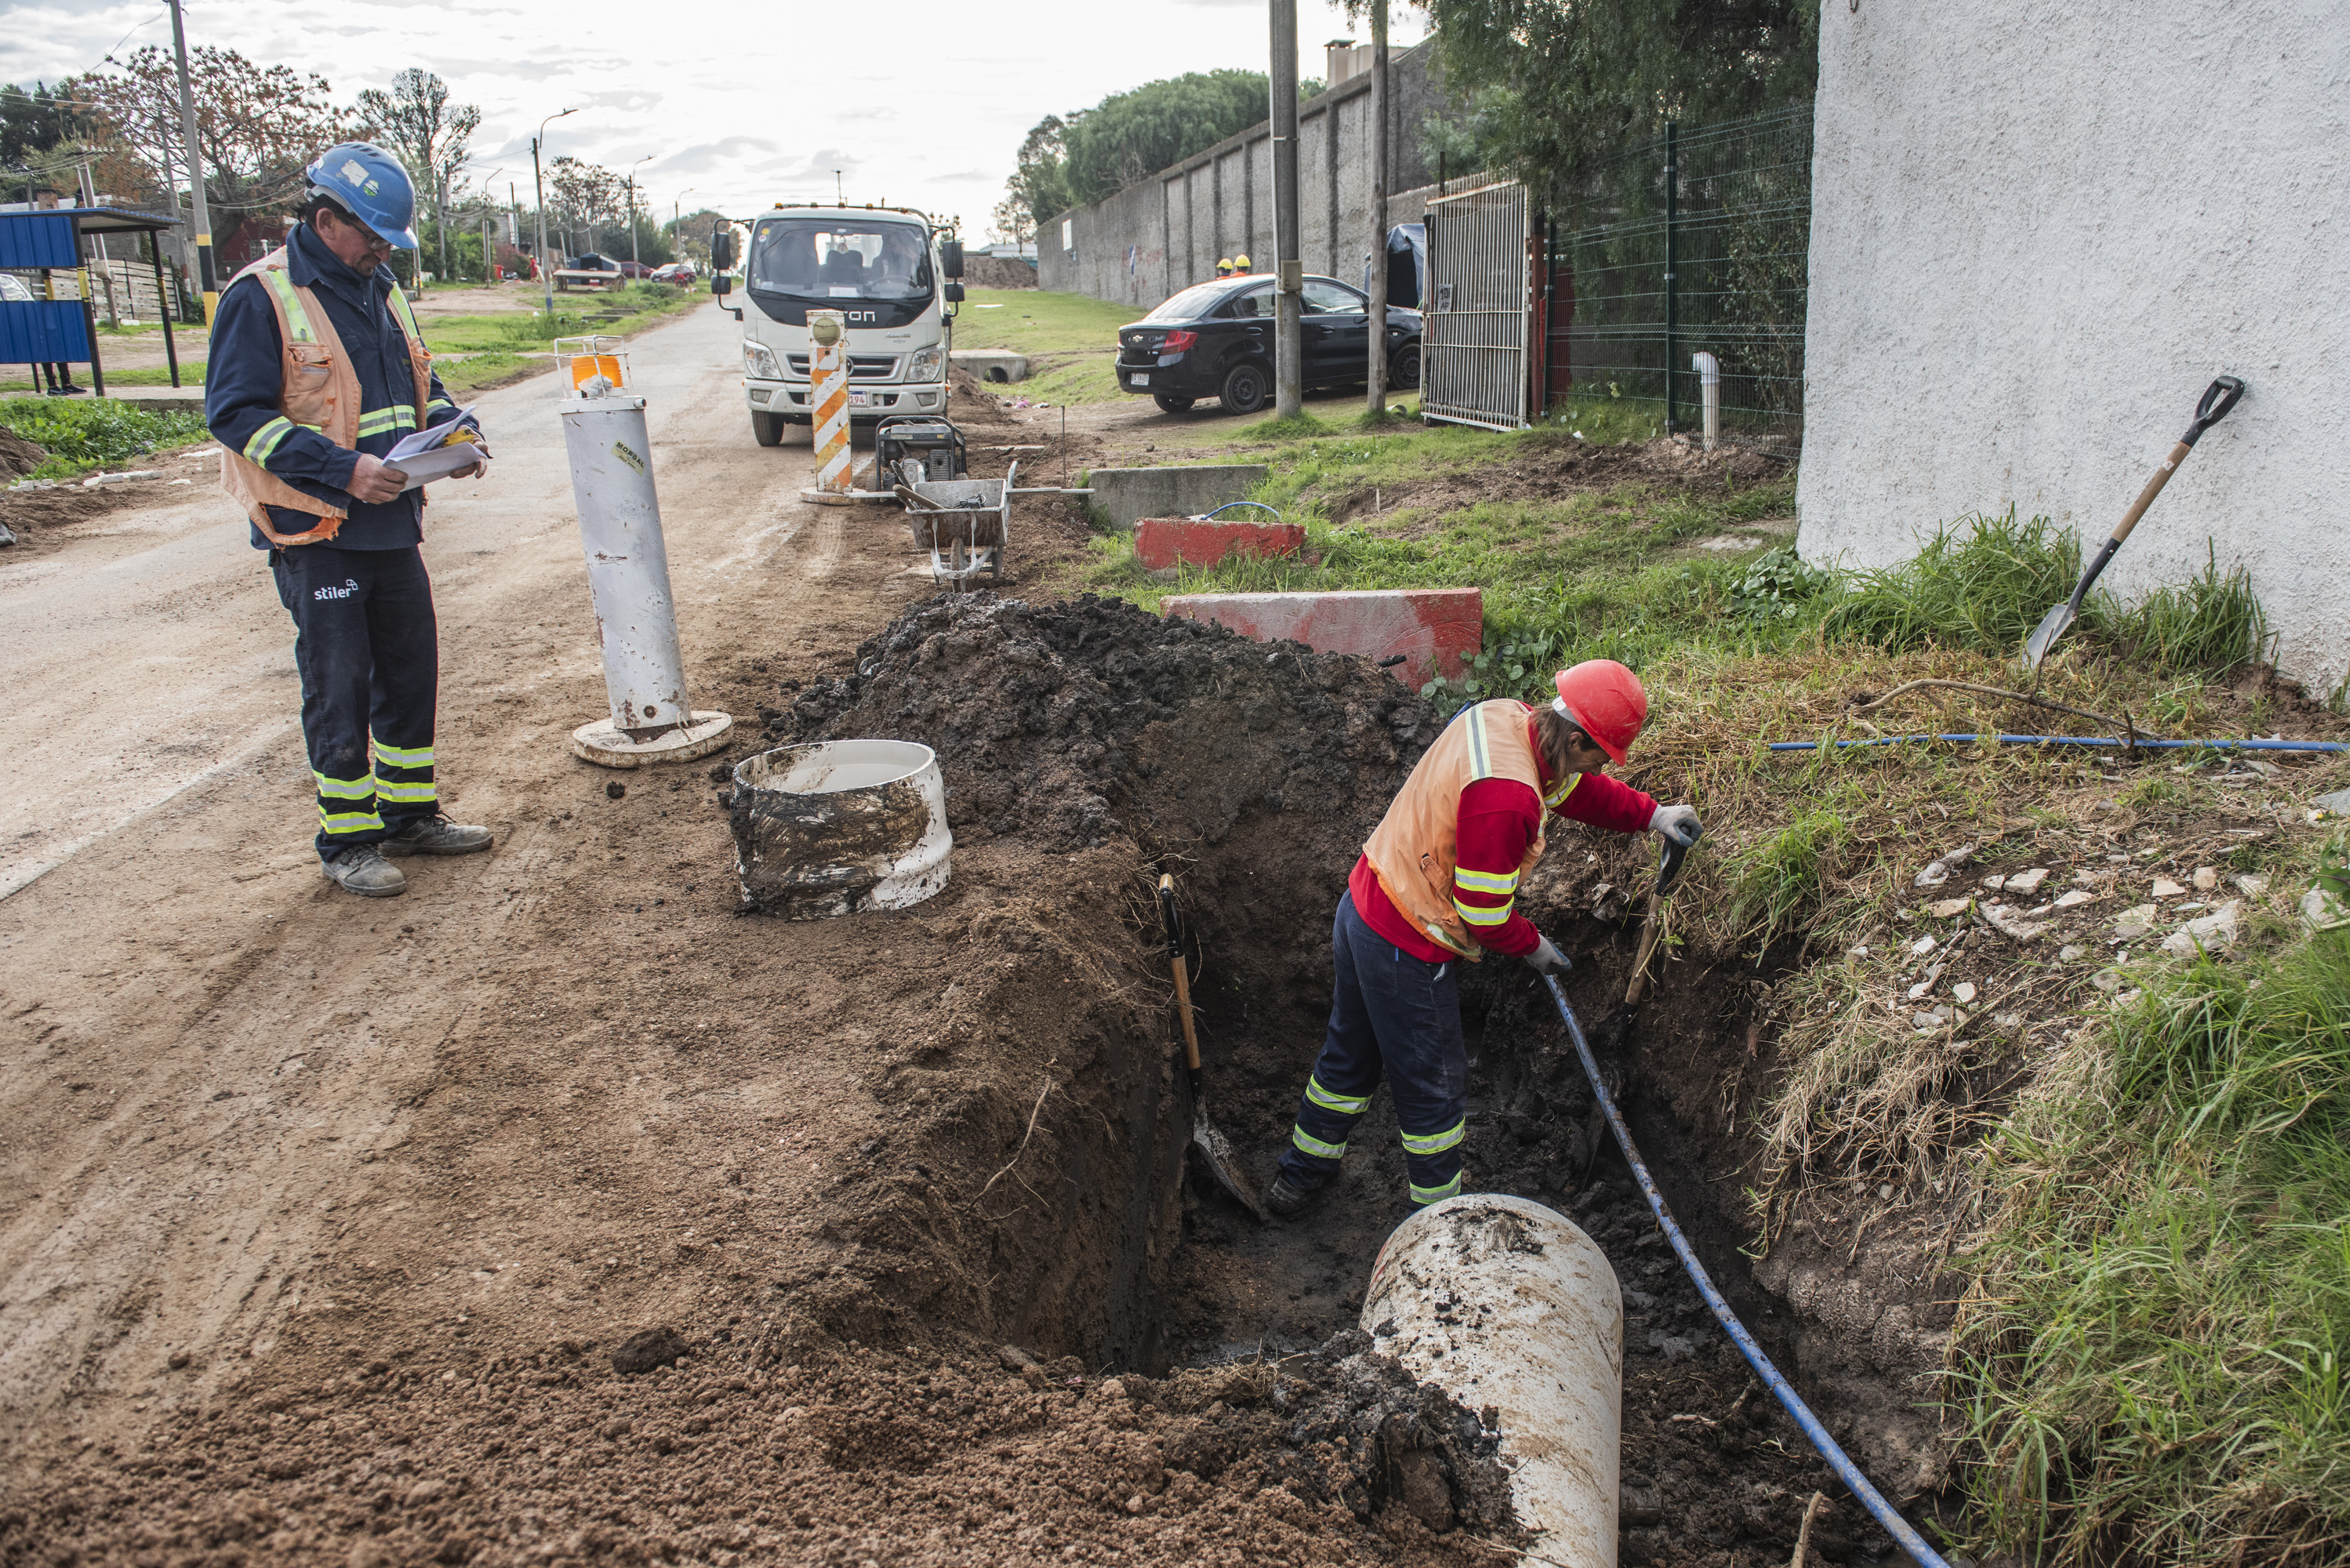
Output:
[1084,464,1269,532]
[1135,515,1306,570]
[1160,587,1482,691]
[950,350,1027,383]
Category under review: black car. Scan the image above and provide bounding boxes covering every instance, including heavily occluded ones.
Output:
[1115,274,1421,416]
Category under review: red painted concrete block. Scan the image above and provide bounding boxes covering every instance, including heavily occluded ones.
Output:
[1135,516,1307,570]
[1160,588,1484,689]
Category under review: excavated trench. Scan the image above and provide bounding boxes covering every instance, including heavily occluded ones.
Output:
[779,593,1944,1563]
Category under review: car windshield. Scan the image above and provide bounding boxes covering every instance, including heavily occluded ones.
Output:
[749,219,933,301]
[1142,281,1239,323]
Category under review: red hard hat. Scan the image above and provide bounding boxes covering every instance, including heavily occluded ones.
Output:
[1553,659,1647,764]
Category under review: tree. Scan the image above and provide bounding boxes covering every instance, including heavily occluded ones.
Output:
[1061,71,1273,206]
[547,156,622,256]
[66,46,347,223]
[1425,0,1817,200]
[353,69,481,278]
[1,82,88,187]
[993,114,1070,241]
[667,206,728,267]
[997,68,1291,232]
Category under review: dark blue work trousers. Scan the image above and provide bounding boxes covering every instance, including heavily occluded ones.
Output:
[1276,890,1469,1207]
[270,543,441,861]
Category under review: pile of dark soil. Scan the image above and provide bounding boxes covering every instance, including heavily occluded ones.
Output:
[770,592,1442,855]
[5,1330,1516,1566]
[0,425,45,479]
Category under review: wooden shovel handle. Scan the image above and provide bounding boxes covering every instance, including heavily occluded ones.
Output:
[1158,874,1203,1072]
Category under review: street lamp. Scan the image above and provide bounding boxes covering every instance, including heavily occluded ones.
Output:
[474,165,505,282]
[671,187,697,227]
[532,107,576,320]
[625,155,654,268]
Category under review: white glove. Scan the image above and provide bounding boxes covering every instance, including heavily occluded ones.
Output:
[1648,803,1703,849]
[1524,933,1571,977]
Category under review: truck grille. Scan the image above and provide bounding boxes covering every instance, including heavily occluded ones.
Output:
[785,354,900,380]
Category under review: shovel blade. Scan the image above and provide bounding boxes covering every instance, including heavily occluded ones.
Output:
[2022,599,2076,670]
[1191,1107,1269,1222]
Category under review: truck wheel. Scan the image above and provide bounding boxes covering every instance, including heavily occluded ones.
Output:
[1219,362,1269,416]
[1152,394,1196,415]
[751,409,785,447]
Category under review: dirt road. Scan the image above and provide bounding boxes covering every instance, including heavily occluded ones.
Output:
[0,300,941,1439]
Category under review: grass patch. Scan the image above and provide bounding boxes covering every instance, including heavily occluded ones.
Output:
[0,397,210,477]
[950,289,1135,356]
[1823,508,2087,657]
[421,283,705,354]
[2108,545,2273,677]
[1954,909,2350,1566]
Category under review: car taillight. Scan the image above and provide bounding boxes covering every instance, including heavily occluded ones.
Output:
[1161,329,1197,352]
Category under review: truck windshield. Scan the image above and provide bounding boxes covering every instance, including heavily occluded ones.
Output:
[749,220,933,302]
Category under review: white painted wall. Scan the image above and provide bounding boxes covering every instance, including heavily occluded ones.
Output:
[1797,0,2349,695]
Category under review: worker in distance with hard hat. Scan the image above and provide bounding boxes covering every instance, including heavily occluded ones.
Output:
[205,141,495,899]
[1266,660,1702,1218]
[1216,256,1234,278]
[1232,253,1252,274]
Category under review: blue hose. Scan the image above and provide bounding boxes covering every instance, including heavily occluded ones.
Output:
[1197,501,1283,522]
[1542,974,1955,1568]
[1769,733,2345,753]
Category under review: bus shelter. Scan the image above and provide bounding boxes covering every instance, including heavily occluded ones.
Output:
[0,206,189,396]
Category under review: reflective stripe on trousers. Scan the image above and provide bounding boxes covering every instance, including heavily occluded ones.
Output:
[1277,887,1472,1207]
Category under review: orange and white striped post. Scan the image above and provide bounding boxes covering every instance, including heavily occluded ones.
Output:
[801,309,854,505]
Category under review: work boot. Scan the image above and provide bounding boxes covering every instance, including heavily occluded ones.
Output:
[380,814,494,856]
[1265,1171,1322,1219]
[322,845,406,898]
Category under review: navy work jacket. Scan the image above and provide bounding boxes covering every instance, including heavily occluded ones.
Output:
[205,222,461,550]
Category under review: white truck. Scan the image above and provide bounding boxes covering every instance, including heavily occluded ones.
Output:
[710,205,965,447]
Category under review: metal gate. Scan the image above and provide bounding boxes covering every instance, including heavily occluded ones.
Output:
[1421,180,1532,431]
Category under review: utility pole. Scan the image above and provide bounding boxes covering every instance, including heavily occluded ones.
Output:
[1365,0,1389,416]
[627,156,652,267]
[533,108,575,320]
[1269,0,1302,420]
[166,0,216,323]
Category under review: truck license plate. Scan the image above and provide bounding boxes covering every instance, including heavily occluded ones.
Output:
[1130,373,1150,388]
[848,390,870,407]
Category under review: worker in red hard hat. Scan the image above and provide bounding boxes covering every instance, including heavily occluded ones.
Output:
[1266,659,1703,1218]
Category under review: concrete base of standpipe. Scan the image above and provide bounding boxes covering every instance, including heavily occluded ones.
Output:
[1363,1193,1622,1566]
[570,710,736,769]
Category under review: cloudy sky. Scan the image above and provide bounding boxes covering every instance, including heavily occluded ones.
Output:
[2,0,1429,238]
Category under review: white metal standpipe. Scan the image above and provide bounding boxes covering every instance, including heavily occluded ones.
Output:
[1363,1193,1622,1566]
[1693,351,1721,452]
[803,310,855,506]
[555,336,734,768]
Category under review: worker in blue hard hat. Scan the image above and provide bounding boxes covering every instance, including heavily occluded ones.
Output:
[203,140,496,899]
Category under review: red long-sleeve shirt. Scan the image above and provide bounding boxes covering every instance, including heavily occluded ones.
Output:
[1351,766,1656,962]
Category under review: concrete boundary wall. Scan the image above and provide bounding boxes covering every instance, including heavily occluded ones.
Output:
[1039,42,1451,312]
[1797,0,2350,694]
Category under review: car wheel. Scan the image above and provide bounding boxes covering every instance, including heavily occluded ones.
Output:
[1153,394,1196,414]
[751,409,785,447]
[1389,342,1422,390]
[1220,361,1269,416]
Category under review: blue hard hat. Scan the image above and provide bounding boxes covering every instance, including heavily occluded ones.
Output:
[304,141,420,249]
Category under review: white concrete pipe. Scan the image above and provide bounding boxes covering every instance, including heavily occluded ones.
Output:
[1692,351,1721,452]
[729,740,952,917]
[1362,1193,1622,1566]
[561,395,732,766]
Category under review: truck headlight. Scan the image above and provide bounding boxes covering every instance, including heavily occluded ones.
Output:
[742,339,783,379]
[908,342,946,383]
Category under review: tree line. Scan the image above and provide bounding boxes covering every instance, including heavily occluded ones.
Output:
[2,53,692,287]
[993,0,1816,237]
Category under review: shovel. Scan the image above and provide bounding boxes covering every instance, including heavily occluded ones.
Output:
[1157,873,1269,1221]
[2022,376,2244,670]
[1623,828,1698,1007]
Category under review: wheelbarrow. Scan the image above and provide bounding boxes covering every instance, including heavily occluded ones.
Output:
[898,459,1016,587]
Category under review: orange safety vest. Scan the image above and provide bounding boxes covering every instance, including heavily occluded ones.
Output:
[217,249,434,546]
[1362,699,1579,959]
